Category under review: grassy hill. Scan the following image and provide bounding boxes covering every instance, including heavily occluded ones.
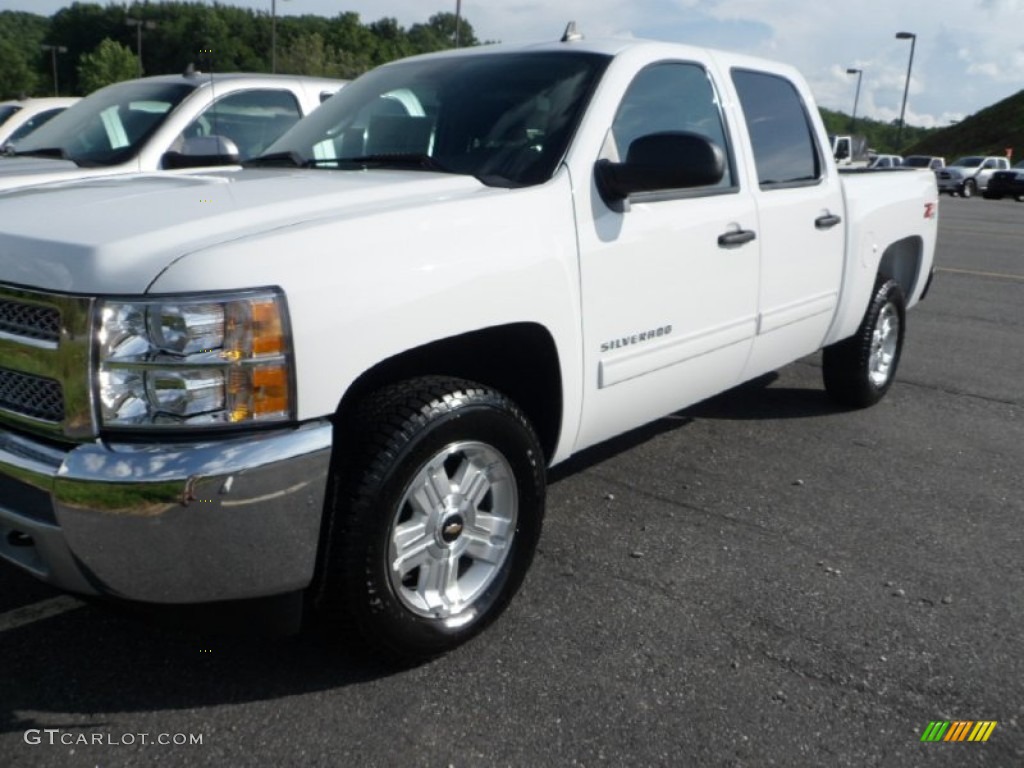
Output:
[903,89,1024,160]
[818,108,936,154]
[819,88,1024,160]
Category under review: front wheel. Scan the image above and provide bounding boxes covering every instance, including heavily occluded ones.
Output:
[962,179,977,198]
[822,279,906,408]
[316,377,545,662]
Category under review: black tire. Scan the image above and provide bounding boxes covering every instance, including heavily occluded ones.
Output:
[315,376,545,662]
[962,179,976,198]
[822,279,906,408]
[1015,194,1024,203]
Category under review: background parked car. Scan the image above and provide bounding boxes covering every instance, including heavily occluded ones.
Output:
[0,72,345,191]
[902,155,945,170]
[867,154,903,168]
[936,155,1011,197]
[982,160,1024,201]
[0,97,79,147]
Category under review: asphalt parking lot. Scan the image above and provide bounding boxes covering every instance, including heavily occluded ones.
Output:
[2,196,1022,767]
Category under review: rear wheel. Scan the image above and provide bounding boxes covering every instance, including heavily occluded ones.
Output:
[315,377,545,662]
[822,279,906,408]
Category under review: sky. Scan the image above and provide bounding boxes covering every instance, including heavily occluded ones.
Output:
[3,0,1022,128]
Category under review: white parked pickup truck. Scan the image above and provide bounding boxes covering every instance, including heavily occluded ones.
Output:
[0,97,79,147]
[0,72,345,190]
[935,155,1011,198]
[0,35,937,661]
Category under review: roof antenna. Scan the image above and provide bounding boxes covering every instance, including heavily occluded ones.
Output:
[561,21,583,42]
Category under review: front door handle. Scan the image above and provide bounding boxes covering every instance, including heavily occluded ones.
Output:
[815,213,842,230]
[718,229,757,248]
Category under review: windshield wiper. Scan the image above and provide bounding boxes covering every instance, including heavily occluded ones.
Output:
[329,153,456,174]
[242,151,305,168]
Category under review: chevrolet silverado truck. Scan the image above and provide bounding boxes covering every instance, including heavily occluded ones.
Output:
[0,35,938,661]
[0,71,345,190]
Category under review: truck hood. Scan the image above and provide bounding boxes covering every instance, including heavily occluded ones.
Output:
[0,169,489,293]
[0,155,93,190]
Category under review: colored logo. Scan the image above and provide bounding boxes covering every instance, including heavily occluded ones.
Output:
[920,721,997,742]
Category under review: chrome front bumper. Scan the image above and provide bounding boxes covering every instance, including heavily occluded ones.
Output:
[0,421,332,603]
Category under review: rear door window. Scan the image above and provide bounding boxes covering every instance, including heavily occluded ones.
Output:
[732,69,822,189]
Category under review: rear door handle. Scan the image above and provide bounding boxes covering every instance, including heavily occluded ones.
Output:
[815,213,842,230]
[718,229,757,248]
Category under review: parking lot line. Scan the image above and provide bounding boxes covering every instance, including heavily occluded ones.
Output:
[0,596,84,633]
[937,266,1024,282]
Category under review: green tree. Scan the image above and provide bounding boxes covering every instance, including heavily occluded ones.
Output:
[4,3,485,96]
[78,38,137,94]
[0,37,39,98]
[277,32,348,78]
[325,11,377,75]
[48,2,126,94]
[0,10,49,97]
[408,12,480,52]
[367,17,413,65]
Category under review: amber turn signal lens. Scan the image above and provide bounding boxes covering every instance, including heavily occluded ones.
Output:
[252,364,289,417]
[251,299,284,356]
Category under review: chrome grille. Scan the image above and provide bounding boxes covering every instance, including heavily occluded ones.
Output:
[0,284,94,440]
[0,367,64,422]
[0,299,60,343]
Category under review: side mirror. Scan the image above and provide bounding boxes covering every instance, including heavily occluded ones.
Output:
[162,135,241,169]
[595,131,725,204]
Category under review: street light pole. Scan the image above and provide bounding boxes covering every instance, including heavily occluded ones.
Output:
[846,67,863,131]
[126,18,156,79]
[895,31,916,148]
[455,0,462,47]
[40,44,67,96]
[271,0,277,73]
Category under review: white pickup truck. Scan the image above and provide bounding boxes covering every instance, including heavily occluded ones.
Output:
[0,72,345,190]
[0,36,937,661]
[935,155,1012,197]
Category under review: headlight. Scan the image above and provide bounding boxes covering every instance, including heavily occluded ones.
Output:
[96,290,293,429]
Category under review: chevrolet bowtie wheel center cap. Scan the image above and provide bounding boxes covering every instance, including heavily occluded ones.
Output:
[440,514,465,544]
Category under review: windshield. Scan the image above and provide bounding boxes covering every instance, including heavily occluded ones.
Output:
[258,51,610,187]
[6,108,66,143]
[951,157,983,168]
[13,82,195,166]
